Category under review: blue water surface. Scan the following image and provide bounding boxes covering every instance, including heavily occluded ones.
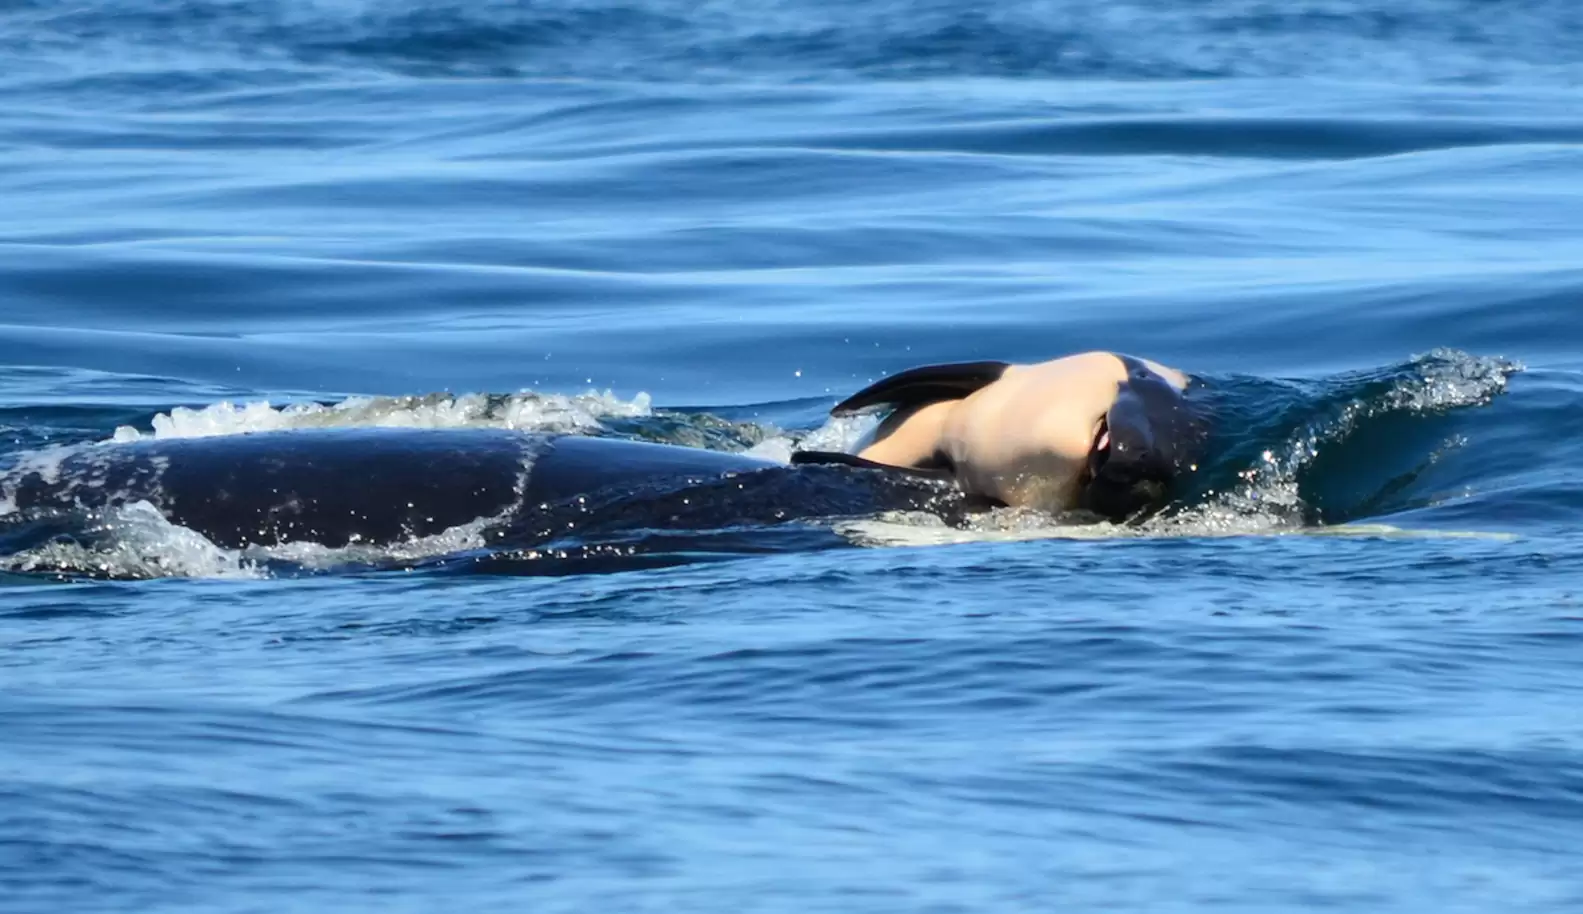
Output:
[3,1,1583,911]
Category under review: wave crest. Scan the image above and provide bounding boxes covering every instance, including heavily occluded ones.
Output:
[1175,348,1518,531]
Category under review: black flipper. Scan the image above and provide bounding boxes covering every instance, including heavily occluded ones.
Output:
[791,451,1008,511]
[789,450,956,483]
[829,361,1011,416]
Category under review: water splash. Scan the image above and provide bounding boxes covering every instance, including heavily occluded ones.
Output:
[1163,348,1519,533]
[0,444,85,518]
[0,501,264,580]
[109,389,653,442]
[249,510,505,573]
[743,413,878,463]
[0,494,525,581]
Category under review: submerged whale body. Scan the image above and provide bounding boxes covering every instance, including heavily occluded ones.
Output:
[0,427,959,552]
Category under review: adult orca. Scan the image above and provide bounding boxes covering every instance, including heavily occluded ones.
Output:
[0,427,957,551]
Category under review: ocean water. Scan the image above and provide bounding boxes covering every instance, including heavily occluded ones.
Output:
[4,0,1583,910]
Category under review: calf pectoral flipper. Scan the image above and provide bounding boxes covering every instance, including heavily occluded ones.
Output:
[828,361,1011,416]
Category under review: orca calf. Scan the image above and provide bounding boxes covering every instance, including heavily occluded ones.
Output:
[793,351,1207,520]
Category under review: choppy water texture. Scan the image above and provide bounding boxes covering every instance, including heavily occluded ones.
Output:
[4,1,1583,911]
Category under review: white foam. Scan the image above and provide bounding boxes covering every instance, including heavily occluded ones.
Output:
[0,501,265,580]
[249,462,529,572]
[246,511,503,571]
[834,509,1111,548]
[744,413,878,463]
[0,444,78,518]
[0,496,525,580]
[836,512,1518,549]
[109,389,653,442]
